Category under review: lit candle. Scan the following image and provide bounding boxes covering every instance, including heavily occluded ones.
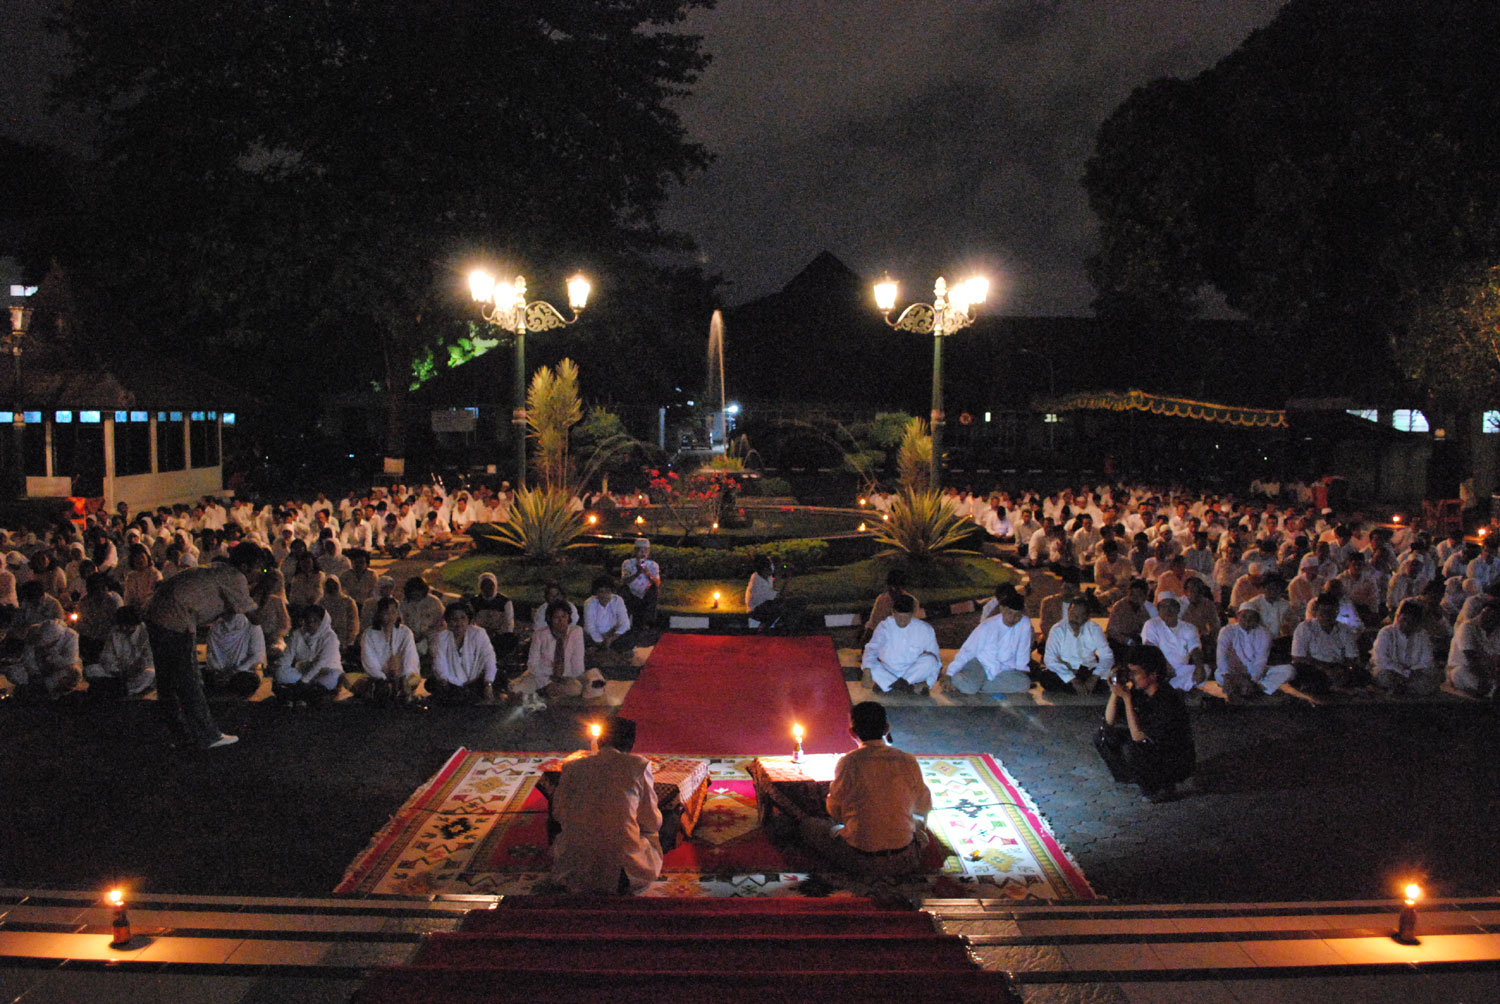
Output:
[1391,514,1401,524]
[1394,883,1422,944]
[792,722,804,763]
[711,590,721,609]
[586,513,598,525]
[711,521,719,531]
[858,522,867,532]
[635,515,646,525]
[107,889,131,947]
[858,498,867,507]
[588,722,602,753]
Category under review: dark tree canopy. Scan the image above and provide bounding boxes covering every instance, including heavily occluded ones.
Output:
[50,0,716,452]
[1084,0,1500,400]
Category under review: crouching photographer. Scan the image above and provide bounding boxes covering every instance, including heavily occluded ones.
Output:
[1094,644,1196,804]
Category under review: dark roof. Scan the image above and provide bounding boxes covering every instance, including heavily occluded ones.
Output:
[13,263,260,411]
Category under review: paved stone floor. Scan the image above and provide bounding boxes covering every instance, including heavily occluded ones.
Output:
[2,660,1496,904]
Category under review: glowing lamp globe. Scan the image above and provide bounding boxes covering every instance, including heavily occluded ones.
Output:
[567,274,591,311]
[873,275,899,312]
[468,269,496,303]
[964,276,989,305]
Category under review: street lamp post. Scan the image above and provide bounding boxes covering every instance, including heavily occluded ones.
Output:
[874,274,988,488]
[5,305,31,500]
[469,271,590,490]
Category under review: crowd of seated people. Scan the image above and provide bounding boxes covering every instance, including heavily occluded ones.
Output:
[0,481,650,710]
[857,481,1497,704]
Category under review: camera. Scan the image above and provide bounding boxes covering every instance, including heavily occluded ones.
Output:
[1112,665,1131,688]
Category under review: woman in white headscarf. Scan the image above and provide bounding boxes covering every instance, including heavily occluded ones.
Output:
[24,617,83,700]
[273,604,344,707]
[206,612,268,697]
[252,567,292,656]
[1441,575,1468,623]
[85,606,156,699]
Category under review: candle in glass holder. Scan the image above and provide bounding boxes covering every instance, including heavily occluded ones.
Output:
[792,722,804,762]
[711,590,721,609]
[107,889,131,947]
[588,722,602,753]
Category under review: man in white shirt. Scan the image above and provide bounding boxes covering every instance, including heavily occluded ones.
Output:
[798,701,933,877]
[1371,598,1441,696]
[862,594,941,695]
[1041,601,1114,695]
[428,601,499,705]
[1447,599,1500,698]
[582,575,632,653]
[550,716,663,894]
[1140,596,1206,692]
[945,593,1034,695]
[1467,540,1500,592]
[619,538,661,628]
[1291,594,1363,692]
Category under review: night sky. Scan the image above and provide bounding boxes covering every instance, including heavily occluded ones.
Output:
[0,0,1285,314]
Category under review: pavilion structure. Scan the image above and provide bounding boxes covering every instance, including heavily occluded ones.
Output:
[3,266,249,513]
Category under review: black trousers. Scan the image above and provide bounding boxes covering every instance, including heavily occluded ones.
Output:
[146,623,224,748]
[1094,724,1193,796]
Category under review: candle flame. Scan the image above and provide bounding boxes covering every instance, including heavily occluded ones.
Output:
[792,723,804,740]
[711,521,719,530]
[1391,514,1401,523]
[635,515,645,525]
[107,889,124,907]
[858,522,867,532]
[588,722,602,739]
[586,514,598,525]
[1405,883,1421,902]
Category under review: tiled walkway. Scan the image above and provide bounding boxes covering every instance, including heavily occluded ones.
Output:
[4,889,1498,1002]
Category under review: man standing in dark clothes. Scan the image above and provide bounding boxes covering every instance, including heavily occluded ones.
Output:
[1094,644,1195,803]
[145,543,265,750]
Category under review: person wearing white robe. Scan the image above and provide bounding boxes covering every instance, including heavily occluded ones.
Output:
[1140,596,1206,692]
[550,716,663,894]
[1211,605,1310,703]
[357,597,421,702]
[206,612,267,697]
[530,583,580,631]
[945,594,1034,694]
[582,576,632,650]
[429,602,498,704]
[85,608,156,698]
[515,601,587,704]
[862,596,941,694]
[1042,602,1115,693]
[273,605,344,704]
[22,618,83,700]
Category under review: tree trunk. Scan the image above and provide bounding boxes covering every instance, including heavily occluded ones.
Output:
[382,329,410,469]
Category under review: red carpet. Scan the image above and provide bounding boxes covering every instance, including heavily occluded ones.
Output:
[619,634,856,755]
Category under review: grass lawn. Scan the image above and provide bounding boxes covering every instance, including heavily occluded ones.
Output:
[439,553,1022,615]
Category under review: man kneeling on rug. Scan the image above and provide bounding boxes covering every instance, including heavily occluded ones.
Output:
[798,701,933,877]
[550,716,664,894]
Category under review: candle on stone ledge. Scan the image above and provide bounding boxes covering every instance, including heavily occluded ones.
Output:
[711,590,721,609]
[1393,883,1422,945]
[588,722,602,753]
[792,722,804,763]
[107,888,131,947]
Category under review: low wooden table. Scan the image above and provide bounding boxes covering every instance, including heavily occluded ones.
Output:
[745,754,841,825]
[536,753,712,851]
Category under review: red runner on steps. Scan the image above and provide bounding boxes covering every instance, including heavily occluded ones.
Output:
[618,634,856,755]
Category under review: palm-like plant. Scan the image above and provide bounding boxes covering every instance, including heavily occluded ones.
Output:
[896,417,932,493]
[487,487,588,562]
[873,489,978,559]
[527,358,584,491]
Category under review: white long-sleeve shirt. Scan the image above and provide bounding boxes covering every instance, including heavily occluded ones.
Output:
[583,594,632,643]
[950,613,1034,680]
[1216,623,1271,681]
[1372,624,1433,680]
[360,623,420,680]
[1140,616,1202,690]
[275,611,343,687]
[862,617,941,678]
[1043,619,1114,682]
[431,624,498,686]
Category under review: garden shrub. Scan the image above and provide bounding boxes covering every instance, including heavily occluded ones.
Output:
[602,538,828,579]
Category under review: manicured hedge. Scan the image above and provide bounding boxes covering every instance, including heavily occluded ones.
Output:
[602,538,828,578]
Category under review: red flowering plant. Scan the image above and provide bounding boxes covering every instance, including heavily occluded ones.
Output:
[646,466,736,541]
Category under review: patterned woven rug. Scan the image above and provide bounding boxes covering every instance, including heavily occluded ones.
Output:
[336,748,1094,901]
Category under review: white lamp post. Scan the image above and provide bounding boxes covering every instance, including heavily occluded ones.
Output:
[874,274,988,487]
[469,270,590,488]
